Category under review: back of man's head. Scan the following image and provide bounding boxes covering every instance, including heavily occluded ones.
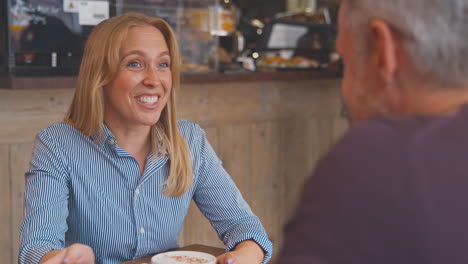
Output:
[343,0,468,88]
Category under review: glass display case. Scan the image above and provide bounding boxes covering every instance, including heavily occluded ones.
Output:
[255,19,336,71]
[0,0,222,76]
[1,0,108,76]
[116,0,221,73]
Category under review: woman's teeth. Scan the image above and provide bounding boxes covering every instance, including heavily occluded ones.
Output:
[137,96,159,105]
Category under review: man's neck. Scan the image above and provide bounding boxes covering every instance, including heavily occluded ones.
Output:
[401,85,468,116]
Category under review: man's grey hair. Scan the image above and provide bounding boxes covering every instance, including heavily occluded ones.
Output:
[344,0,468,87]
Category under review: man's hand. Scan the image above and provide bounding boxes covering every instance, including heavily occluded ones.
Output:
[41,243,95,264]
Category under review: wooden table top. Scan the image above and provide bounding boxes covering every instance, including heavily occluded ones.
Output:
[120,244,225,264]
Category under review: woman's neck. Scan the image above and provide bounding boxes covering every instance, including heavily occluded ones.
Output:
[104,121,152,158]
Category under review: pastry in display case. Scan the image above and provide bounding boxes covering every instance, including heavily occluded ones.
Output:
[255,17,337,71]
[257,55,319,70]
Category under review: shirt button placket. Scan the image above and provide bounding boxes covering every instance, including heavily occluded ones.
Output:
[134,185,145,257]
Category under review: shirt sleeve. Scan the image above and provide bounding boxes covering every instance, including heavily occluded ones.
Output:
[19,129,70,264]
[191,124,273,264]
[278,121,411,264]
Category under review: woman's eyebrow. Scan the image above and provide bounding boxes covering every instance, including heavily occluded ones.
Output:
[122,50,170,58]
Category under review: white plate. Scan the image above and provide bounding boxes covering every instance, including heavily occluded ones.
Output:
[151,250,217,264]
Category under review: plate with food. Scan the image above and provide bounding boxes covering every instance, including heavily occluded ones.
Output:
[151,250,216,264]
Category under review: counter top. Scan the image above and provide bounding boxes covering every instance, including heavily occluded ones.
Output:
[0,70,341,89]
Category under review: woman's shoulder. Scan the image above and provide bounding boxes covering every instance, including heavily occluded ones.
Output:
[177,119,204,136]
[176,119,207,146]
[36,121,81,142]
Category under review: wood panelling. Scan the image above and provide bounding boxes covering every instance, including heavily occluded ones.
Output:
[179,126,225,248]
[0,145,12,263]
[0,89,73,144]
[9,143,33,264]
[0,79,347,263]
[179,200,226,249]
[250,121,283,257]
[218,124,253,203]
[280,118,321,221]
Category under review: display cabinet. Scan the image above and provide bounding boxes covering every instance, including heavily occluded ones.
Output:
[0,0,222,77]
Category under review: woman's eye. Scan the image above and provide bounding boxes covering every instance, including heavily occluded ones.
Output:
[127,61,142,68]
[159,62,170,68]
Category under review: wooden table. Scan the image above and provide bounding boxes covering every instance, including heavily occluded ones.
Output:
[120,244,226,264]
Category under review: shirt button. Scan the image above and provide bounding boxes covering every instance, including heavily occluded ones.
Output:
[135,188,140,195]
[140,227,145,234]
[108,139,115,145]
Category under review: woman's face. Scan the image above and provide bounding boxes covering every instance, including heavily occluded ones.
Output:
[104,25,172,130]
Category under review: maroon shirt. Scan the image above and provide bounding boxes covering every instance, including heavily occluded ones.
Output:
[279,106,468,264]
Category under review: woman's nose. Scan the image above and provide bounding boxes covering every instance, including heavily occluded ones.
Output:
[142,66,160,87]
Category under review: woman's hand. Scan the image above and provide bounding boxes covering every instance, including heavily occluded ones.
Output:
[217,251,239,264]
[41,243,95,264]
[216,240,264,264]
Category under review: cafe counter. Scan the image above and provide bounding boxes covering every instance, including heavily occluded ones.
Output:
[0,70,341,89]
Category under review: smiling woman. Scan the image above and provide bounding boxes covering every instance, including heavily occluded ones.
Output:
[18,12,272,264]
[103,25,174,176]
[66,13,189,196]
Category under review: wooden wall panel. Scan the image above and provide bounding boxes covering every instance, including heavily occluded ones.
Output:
[9,143,33,264]
[332,113,350,143]
[179,126,225,248]
[179,82,265,126]
[0,89,73,145]
[0,145,12,264]
[218,124,253,203]
[179,200,225,248]
[250,121,283,260]
[279,118,321,222]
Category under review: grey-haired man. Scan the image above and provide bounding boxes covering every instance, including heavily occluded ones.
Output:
[279,0,468,263]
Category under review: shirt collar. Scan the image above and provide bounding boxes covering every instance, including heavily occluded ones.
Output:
[91,123,117,148]
[91,124,168,159]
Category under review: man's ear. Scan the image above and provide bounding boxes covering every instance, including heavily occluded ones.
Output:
[367,18,403,110]
[368,19,398,83]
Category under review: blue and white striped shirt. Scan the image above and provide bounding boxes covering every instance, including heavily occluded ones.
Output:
[19,120,273,264]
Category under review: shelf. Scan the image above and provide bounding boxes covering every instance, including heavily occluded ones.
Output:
[0,70,341,89]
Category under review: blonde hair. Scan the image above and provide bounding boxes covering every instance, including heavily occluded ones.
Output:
[65,12,192,196]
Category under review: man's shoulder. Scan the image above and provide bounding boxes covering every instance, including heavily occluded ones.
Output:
[321,117,425,178]
[325,112,468,178]
[334,118,408,155]
[338,113,461,152]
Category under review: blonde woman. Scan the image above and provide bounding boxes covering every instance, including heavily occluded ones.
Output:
[19,12,272,264]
